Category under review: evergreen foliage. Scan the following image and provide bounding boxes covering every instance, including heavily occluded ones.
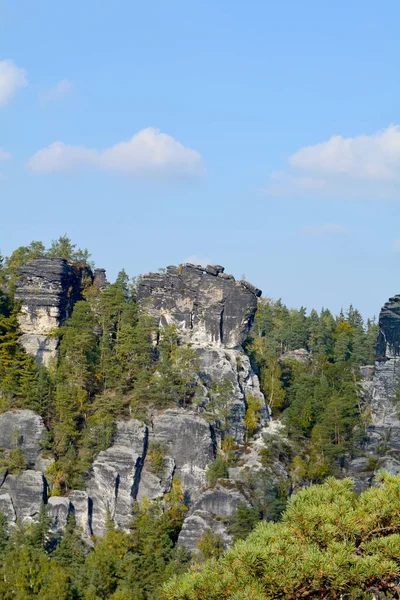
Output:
[163,474,400,599]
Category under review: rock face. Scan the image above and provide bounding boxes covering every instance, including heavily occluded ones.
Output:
[137,264,261,348]
[148,410,216,504]
[0,410,47,468]
[178,485,247,553]
[138,264,267,442]
[351,295,400,487]
[87,420,147,537]
[2,261,267,548]
[0,471,46,523]
[15,257,93,365]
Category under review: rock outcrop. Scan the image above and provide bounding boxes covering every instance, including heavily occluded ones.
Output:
[178,485,248,553]
[349,295,400,489]
[2,261,267,548]
[138,264,267,443]
[0,409,47,469]
[137,264,261,348]
[147,410,216,504]
[15,257,93,365]
[87,420,147,537]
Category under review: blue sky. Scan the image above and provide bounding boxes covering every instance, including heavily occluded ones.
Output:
[1,0,400,317]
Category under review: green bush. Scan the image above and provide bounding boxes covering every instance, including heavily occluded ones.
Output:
[206,456,229,487]
[163,473,400,599]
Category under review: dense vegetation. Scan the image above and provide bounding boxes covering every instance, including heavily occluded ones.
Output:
[246,299,379,484]
[0,480,189,600]
[0,237,389,599]
[163,474,400,599]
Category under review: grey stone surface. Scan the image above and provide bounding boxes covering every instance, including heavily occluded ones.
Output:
[0,471,46,522]
[137,456,175,502]
[47,496,71,533]
[87,419,147,537]
[0,493,16,524]
[15,257,93,364]
[348,294,400,487]
[196,346,267,442]
[69,490,91,536]
[280,348,311,363]
[0,409,47,467]
[178,486,247,553]
[150,410,215,504]
[137,264,261,348]
[191,485,246,518]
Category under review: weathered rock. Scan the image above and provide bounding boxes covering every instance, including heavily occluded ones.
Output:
[137,264,261,348]
[87,420,147,537]
[376,295,400,359]
[191,485,246,518]
[15,257,93,365]
[0,471,46,522]
[138,264,268,442]
[196,347,266,441]
[137,456,175,502]
[177,511,211,553]
[0,493,16,524]
[149,410,215,504]
[351,296,400,484]
[0,410,47,468]
[178,485,247,553]
[69,490,91,537]
[47,497,71,533]
[93,268,109,289]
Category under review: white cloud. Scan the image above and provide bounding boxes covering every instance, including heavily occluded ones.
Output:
[265,125,400,198]
[27,128,204,179]
[40,79,73,107]
[183,255,211,267]
[392,239,400,252]
[0,60,27,107]
[0,149,11,160]
[301,224,350,236]
[27,142,98,172]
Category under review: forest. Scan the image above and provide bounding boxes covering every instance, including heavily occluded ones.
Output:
[0,237,398,600]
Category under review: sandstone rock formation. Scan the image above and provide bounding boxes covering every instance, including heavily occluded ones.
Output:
[137,264,261,348]
[2,261,267,548]
[138,264,267,443]
[0,409,47,468]
[178,485,248,553]
[15,257,92,365]
[348,295,400,489]
[87,420,147,537]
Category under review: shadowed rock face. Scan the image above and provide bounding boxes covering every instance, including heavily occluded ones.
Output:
[349,295,400,489]
[376,295,400,359]
[137,264,261,348]
[15,257,93,365]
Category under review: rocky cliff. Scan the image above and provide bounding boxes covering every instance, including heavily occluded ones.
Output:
[349,295,400,489]
[2,261,268,554]
[15,257,92,365]
[137,263,267,443]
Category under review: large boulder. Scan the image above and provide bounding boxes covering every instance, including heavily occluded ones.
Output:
[0,471,47,522]
[0,409,47,468]
[178,485,247,553]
